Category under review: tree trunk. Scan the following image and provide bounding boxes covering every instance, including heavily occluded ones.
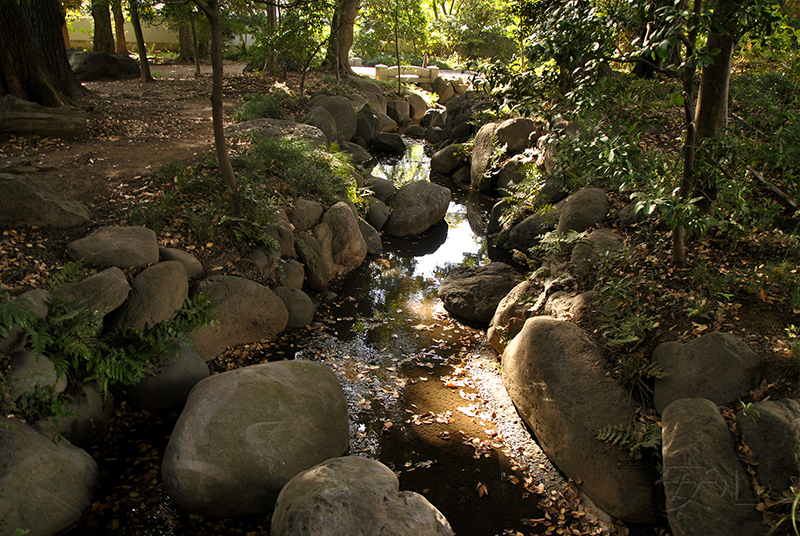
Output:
[178,23,193,63]
[195,0,240,212]
[190,15,202,76]
[62,22,71,48]
[263,2,277,74]
[92,0,115,53]
[0,0,62,107]
[326,0,359,76]
[19,0,83,101]
[693,0,739,214]
[112,0,129,54]
[129,0,153,82]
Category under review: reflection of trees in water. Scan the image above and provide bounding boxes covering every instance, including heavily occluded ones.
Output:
[370,143,429,188]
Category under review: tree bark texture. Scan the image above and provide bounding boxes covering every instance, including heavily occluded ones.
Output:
[92,0,115,53]
[326,0,359,76]
[19,0,83,100]
[195,0,240,211]
[112,0,130,54]
[178,23,193,63]
[190,15,201,76]
[129,0,153,82]
[0,0,61,107]
[693,0,740,213]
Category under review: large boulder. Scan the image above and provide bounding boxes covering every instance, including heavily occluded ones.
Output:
[365,196,389,230]
[653,332,766,414]
[295,233,329,292]
[507,205,562,252]
[359,219,383,256]
[304,107,338,146]
[406,93,428,121]
[268,209,297,259]
[225,118,327,146]
[69,51,139,81]
[495,154,531,193]
[187,276,289,361]
[570,229,624,274]
[311,96,357,142]
[486,279,539,354]
[556,188,609,233]
[502,317,660,522]
[67,226,159,269]
[430,144,467,175]
[432,77,455,105]
[275,287,316,329]
[7,350,66,400]
[272,456,453,536]
[737,398,800,494]
[341,141,372,164]
[131,344,210,410]
[384,181,451,238]
[364,176,396,203]
[313,202,368,279]
[159,248,203,279]
[0,174,90,227]
[288,199,324,232]
[662,398,763,536]
[494,118,545,154]
[161,360,349,517]
[110,261,189,331]
[0,419,99,536]
[356,105,381,147]
[59,266,130,317]
[372,132,406,154]
[438,263,523,324]
[470,122,498,192]
[365,92,388,115]
[0,289,49,355]
[386,100,410,125]
[55,381,114,445]
[280,259,306,290]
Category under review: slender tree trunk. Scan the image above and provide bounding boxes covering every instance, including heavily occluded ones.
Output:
[92,0,115,53]
[62,22,71,48]
[0,0,62,107]
[195,0,240,212]
[178,23,193,63]
[129,0,153,82]
[693,0,739,214]
[112,0,129,54]
[264,2,277,73]
[394,0,401,94]
[19,0,83,101]
[673,0,701,266]
[190,14,201,76]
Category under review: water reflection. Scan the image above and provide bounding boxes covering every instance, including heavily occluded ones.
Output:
[370,142,429,187]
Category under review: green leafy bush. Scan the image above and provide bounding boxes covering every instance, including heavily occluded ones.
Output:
[232,91,297,122]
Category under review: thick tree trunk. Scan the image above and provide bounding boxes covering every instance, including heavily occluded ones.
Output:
[263,2,277,73]
[129,0,153,82]
[195,0,240,211]
[693,0,739,214]
[92,0,115,53]
[0,0,62,107]
[326,0,359,76]
[19,0,83,101]
[63,22,71,48]
[112,0,130,54]
[178,23,193,63]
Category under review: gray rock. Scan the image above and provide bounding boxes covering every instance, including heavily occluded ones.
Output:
[365,196,390,230]
[295,233,329,292]
[8,350,66,400]
[570,229,624,274]
[421,109,446,128]
[288,199,324,232]
[56,381,114,445]
[424,126,446,144]
[507,205,562,252]
[162,360,349,517]
[404,124,426,138]
[268,209,297,259]
[347,76,382,94]
[280,259,305,290]
[251,247,279,280]
[310,96,357,142]
[67,226,159,269]
[59,266,130,317]
[70,51,139,81]
[350,94,366,107]
[276,287,316,328]
[0,174,90,227]
[377,112,398,133]
[159,248,203,279]
[131,344,210,410]
[365,176,396,203]
[372,132,406,154]
[339,141,372,164]
[738,398,800,493]
[304,107,337,146]
[386,100,410,124]
[502,317,660,522]
[486,279,538,354]
[432,77,455,104]
[0,289,50,355]
[272,456,453,536]
[556,188,609,234]
[225,118,326,146]
[406,93,428,121]
[495,118,545,154]
[495,154,531,193]
[384,181,451,238]
[452,166,470,184]
[444,92,484,141]
[111,261,189,331]
[313,202,368,280]
[653,332,766,414]
[618,201,649,226]
[439,263,523,324]
[0,418,99,536]
[366,92,388,115]
[662,398,763,536]
[356,106,381,147]
[470,122,498,192]
[188,275,289,361]
[543,290,599,318]
[359,219,383,256]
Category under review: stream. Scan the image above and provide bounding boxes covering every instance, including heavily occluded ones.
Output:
[70,141,576,536]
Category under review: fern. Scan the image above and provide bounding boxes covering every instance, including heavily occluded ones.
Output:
[596,421,662,460]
